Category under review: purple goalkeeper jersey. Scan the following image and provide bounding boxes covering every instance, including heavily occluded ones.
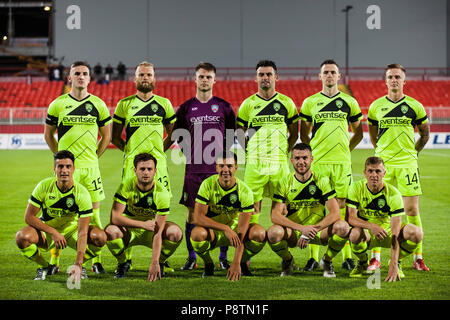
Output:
[174,96,236,174]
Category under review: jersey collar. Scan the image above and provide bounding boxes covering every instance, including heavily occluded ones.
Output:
[385,95,406,104]
[256,92,278,101]
[68,93,91,102]
[320,91,340,99]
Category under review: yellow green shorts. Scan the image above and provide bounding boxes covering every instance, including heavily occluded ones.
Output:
[73,166,104,203]
[311,162,352,199]
[383,166,422,196]
[244,160,290,203]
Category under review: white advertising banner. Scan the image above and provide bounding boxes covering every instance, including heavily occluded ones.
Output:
[0,133,450,150]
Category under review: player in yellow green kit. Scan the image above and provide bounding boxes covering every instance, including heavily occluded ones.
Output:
[346,156,423,281]
[44,61,112,274]
[299,59,363,271]
[191,151,266,280]
[15,150,107,281]
[367,63,430,272]
[105,153,182,280]
[111,61,176,270]
[236,60,299,223]
[268,143,350,278]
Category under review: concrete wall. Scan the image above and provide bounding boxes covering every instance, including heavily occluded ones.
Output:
[54,0,448,70]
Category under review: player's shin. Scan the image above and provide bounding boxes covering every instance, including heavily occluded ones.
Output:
[325,234,348,260]
[49,247,61,266]
[20,244,49,268]
[191,239,213,264]
[160,239,181,263]
[407,215,423,259]
[269,240,291,261]
[106,238,127,263]
[351,241,368,263]
[242,239,266,262]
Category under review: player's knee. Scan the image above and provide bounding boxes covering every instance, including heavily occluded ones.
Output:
[248,224,266,243]
[403,224,423,244]
[190,226,208,242]
[164,222,183,243]
[90,227,107,247]
[349,227,363,244]
[333,220,349,238]
[104,225,122,241]
[267,225,284,244]
[15,227,36,249]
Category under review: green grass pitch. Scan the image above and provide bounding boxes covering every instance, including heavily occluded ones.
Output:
[0,148,449,300]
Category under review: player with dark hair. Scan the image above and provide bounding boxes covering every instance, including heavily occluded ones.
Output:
[164,62,236,271]
[347,156,423,281]
[44,60,112,275]
[367,63,430,272]
[15,150,106,281]
[299,59,363,272]
[268,143,350,277]
[105,153,182,280]
[191,151,266,280]
[237,59,299,228]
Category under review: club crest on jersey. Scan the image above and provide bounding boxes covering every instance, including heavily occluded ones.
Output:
[401,105,408,114]
[273,103,281,112]
[211,104,219,113]
[335,99,343,109]
[151,104,159,113]
[147,196,153,206]
[66,198,74,208]
[85,103,93,113]
[230,194,238,204]
[308,185,317,195]
[378,198,386,209]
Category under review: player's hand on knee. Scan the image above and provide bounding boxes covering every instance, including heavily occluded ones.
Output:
[370,225,388,240]
[142,219,157,232]
[300,225,318,239]
[297,236,310,249]
[52,232,67,249]
[225,228,241,248]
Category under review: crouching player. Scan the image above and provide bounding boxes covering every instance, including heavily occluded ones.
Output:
[15,150,106,281]
[267,143,350,278]
[191,151,266,280]
[347,157,423,281]
[105,153,182,281]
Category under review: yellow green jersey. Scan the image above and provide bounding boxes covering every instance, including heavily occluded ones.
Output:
[46,94,112,168]
[236,92,299,163]
[29,177,93,231]
[195,175,254,226]
[367,95,428,167]
[300,91,362,164]
[346,179,405,227]
[113,177,170,221]
[272,171,336,226]
[113,94,176,166]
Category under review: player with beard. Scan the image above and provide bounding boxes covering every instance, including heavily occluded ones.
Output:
[112,61,176,272]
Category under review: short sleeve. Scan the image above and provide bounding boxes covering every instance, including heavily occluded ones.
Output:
[299,98,312,122]
[346,182,360,209]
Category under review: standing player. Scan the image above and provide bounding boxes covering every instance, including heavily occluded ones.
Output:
[190,151,266,279]
[268,143,350,278]
[367,63,430,271]
[347,156,423,281]
[44,61,112,274]
[15,150,107,280]
[299,59,363,271]
[236,60,299,225]
[105,153,182,281]
[164,62,236,271]
[111,61,176,269]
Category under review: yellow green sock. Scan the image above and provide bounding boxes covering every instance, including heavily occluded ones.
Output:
[49,247,61,265]
[190,239,213,264]
[399,239,419,260]
[351,241,368,263]
[20,244,48,268]
[407,215,423,258]
[308,244,320,261]
[269,240,291,261]
[326,234,348,260]
[160,239,181,263]
[106,238,127,264]
[242,239,266,262]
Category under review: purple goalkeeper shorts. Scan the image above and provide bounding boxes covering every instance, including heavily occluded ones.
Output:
[180,172,215,208]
